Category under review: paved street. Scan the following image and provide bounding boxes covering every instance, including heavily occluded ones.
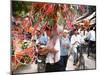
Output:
[66,53,96,70]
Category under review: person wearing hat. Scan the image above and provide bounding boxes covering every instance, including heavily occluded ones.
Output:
[59,29,70,71]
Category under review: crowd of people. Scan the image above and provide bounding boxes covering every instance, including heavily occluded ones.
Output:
[11,2,96,73]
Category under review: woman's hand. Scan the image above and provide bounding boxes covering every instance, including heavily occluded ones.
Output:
[38,47,48,55]
[39,47,47,52]
[48,48,58,53]
[38,47,58,55]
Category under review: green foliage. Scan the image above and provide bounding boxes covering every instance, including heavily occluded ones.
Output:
[21,42,29,49]
[20,54,32,64]
[12,1,31,17]
[48,18,54,26]
[11,50,15,55]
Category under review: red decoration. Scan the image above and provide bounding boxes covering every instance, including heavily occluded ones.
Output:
[45,4,54,15]
[66,20,74,30]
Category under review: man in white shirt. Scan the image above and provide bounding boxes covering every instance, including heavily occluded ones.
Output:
[71,29,84,65]
[87,27,96,57]
[88,28,95,41]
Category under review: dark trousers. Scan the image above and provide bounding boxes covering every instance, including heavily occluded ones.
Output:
[59,55,69,71]
[73,51,78,65]
[45,61,61,72]
[88,41,96,57]
[45,56,69,72]
[73,46,80,65]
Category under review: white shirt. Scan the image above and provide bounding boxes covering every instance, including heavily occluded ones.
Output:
[88,30,96,41]
[80,30,88,39]
[71,34,81,47]
[46,37,60,64]
[78,28,81,33]
[71,34,84,53]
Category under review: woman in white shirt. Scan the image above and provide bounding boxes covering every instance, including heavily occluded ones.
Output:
[39,26,61,72]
